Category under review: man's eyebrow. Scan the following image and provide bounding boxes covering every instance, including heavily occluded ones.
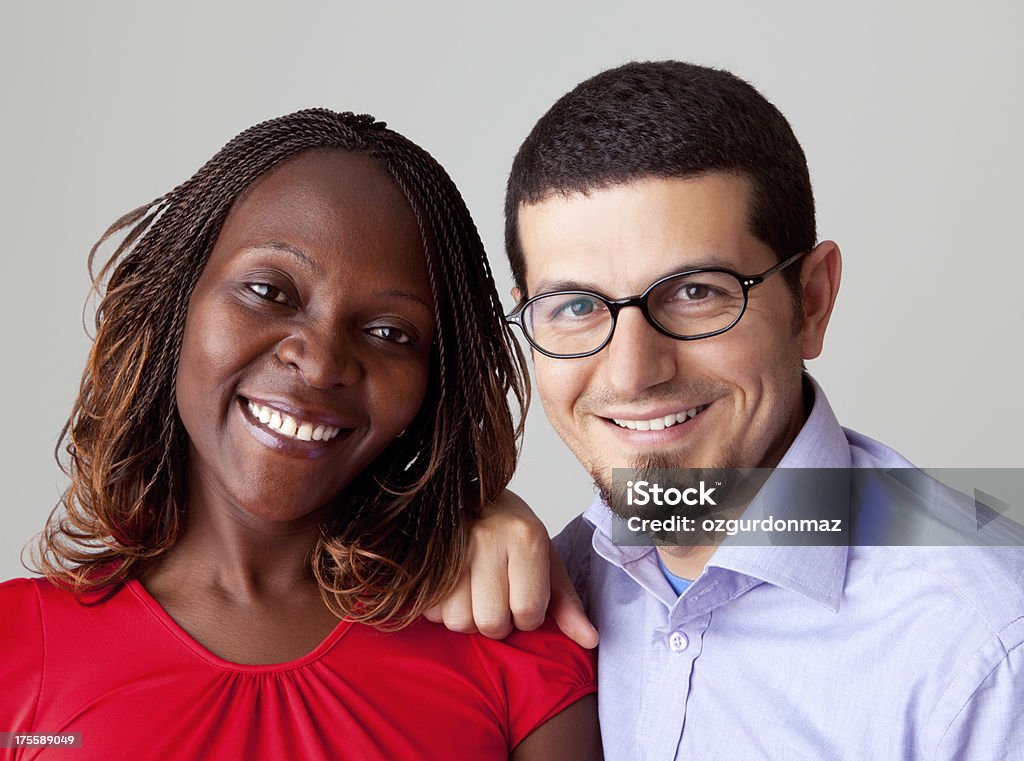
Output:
[244,240,325,276]
[531,257,739,297]
[531,278,603,296]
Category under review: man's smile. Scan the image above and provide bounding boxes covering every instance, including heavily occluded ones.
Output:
[592,401,715,451]
[608,403,710,431]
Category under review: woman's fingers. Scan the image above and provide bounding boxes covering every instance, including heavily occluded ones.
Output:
[548,544,599,649]
[426,488,599,648]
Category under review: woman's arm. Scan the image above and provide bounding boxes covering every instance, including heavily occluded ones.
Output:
[511,695,602,761]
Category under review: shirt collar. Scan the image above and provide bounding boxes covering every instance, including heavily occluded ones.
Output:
[584,374,851,612]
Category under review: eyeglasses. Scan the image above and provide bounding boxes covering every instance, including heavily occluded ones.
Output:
[505,249,808,359]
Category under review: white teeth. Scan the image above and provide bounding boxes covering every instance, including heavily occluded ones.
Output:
[280,416,297,436]
[612,405,707,430]
[245,400,343,443]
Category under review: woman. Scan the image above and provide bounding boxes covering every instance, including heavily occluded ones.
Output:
[0,110,599,759]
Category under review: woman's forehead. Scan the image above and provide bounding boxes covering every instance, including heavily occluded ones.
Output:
[203,150,432,299]
[235,150,411,224]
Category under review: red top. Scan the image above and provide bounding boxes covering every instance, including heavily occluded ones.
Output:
[0,577,595,760]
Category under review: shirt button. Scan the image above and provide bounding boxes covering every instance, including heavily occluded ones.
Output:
[668,631,688,652]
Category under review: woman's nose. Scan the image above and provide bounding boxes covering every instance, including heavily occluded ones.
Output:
[274,329,364,388]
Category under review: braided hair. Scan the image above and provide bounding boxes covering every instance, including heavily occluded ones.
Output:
[35,109,529,628]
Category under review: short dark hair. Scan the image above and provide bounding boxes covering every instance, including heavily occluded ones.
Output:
[505,60,816,299]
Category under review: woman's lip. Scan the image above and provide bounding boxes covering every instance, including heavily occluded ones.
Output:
[236,398,354,457]
[239,394,355,429]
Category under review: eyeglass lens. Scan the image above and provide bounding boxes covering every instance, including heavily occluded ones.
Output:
[522,271,745,356]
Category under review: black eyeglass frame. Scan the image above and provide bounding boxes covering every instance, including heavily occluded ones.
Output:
[505,249,809,359]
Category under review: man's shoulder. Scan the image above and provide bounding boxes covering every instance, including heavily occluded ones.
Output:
[841,425,915,468]
[552,512,599,591]
[897,544,1024,635]
[553,512,597,550]
[838,426,1024,633]
[845,535,1024,654]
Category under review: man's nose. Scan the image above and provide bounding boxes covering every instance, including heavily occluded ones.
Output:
[601,307,679,396]
[275,326,364,388]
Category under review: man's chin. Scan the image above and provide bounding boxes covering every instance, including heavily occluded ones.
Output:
[594,450,759,544]
[597,452,712,516]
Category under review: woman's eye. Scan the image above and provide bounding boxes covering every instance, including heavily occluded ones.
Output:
[368,325,412,344]
[247,283,290,305]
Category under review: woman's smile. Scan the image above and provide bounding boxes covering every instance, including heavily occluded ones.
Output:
[237,395,354,456]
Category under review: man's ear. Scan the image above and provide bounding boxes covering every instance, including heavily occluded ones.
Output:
[799,240,842,360]
[512,287,522,303]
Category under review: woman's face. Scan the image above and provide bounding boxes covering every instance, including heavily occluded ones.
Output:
[175,150,435,523]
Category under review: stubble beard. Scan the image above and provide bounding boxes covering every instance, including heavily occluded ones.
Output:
[594,444,770,546]
[596,449,739,522]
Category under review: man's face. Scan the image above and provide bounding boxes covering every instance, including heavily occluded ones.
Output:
[516,173,829,497]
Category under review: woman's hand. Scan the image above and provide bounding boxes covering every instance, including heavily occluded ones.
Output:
[423,489,599,648]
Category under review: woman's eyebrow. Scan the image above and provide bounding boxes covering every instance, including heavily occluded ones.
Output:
[373,289,433,310]
[244,240,325,276]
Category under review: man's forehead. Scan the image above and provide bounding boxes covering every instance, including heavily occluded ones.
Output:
[517,173,766,295]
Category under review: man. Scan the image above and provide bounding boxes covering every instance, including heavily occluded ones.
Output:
[428,61,1024,759]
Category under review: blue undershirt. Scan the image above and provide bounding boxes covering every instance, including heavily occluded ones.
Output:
[656,552,693,596]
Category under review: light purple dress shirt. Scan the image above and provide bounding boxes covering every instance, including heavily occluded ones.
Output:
[554,378,1024,761]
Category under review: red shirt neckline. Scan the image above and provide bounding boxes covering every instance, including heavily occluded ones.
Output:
[125,577,355,674]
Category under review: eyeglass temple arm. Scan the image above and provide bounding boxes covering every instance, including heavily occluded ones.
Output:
[746,249,809,287]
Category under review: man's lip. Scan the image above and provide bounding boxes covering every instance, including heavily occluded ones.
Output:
[597,406,707,442]
[599,401,713,421]
[239,395,357,429]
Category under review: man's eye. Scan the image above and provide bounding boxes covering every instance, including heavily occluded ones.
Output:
[565,298,596,316]
[368,326,412,344]
[247,283,290,305]
[547,296,603,321]
[677,283,713,300]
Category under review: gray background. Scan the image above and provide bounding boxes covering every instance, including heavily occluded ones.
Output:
[2,0,1022,581]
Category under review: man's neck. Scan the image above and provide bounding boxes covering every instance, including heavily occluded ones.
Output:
[656,544,716,581]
